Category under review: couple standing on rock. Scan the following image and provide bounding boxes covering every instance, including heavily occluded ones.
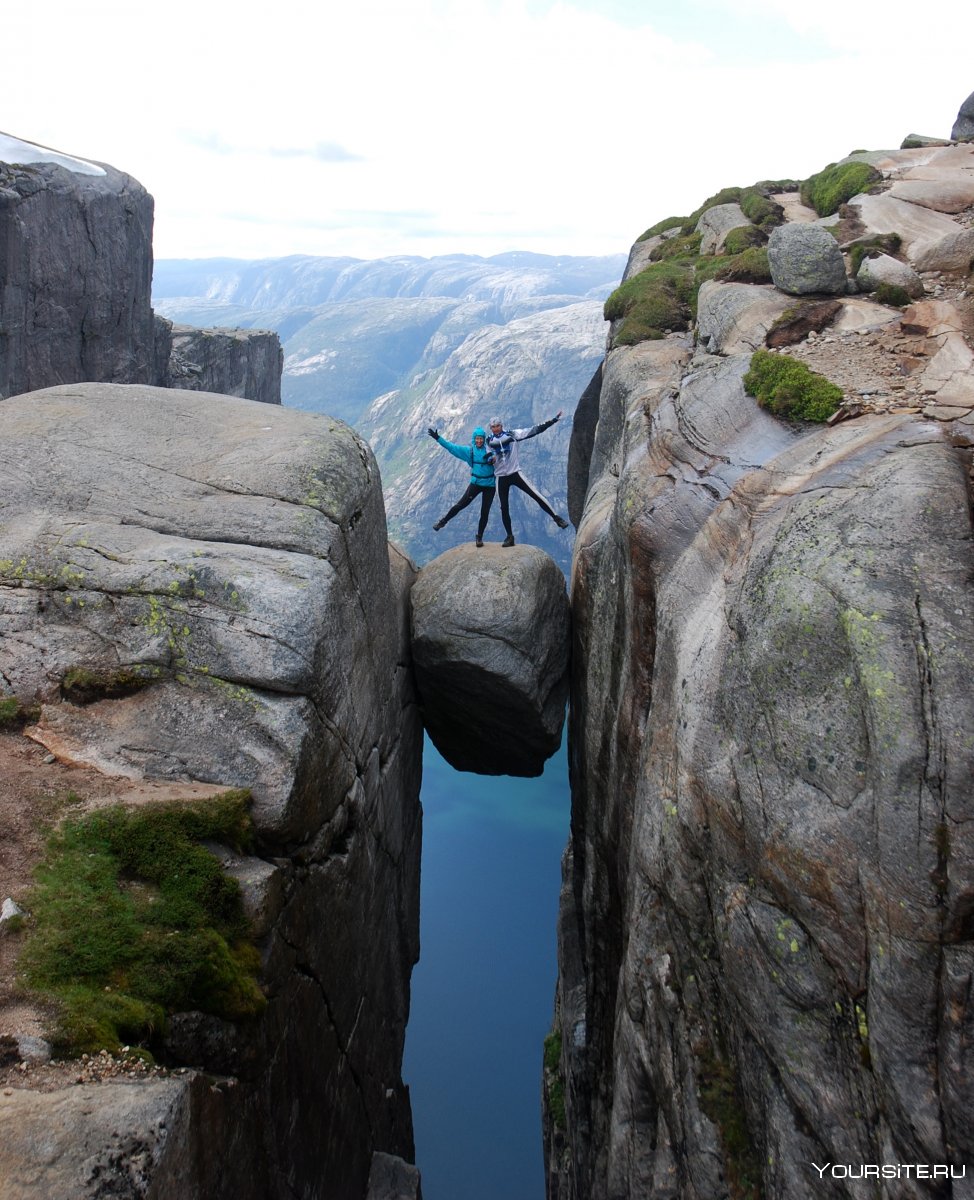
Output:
[427,412,570,547]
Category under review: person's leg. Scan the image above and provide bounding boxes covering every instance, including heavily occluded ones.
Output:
[435,483,478,528]
[497,476,514,539]
[476,486,494,543]
[509,471,558,519]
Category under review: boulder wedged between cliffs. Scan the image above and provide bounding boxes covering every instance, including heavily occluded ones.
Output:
[410,543,570,776]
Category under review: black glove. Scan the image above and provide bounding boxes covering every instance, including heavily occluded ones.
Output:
[428,426,439,439]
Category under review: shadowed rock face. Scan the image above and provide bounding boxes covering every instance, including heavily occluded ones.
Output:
[0,136,282,405]
[410,543,570,775]
[0,384,422,1200]
[548,336,974,1198]
[0,154,156,398]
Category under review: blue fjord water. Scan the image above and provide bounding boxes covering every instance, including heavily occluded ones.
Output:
[403,734,570,1200]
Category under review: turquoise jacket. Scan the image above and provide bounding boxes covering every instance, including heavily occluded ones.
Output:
[433,427,495,489]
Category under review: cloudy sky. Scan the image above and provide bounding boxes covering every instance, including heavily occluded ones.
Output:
[5,0,972,262]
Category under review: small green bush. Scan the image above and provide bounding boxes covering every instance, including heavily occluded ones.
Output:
[636,215,686,242]
[874,282,912,308]
[800,161,882,216]
[743,350,843,421]
[20,791,263,1055]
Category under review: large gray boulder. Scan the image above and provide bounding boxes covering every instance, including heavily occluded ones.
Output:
[546,333,974,1199]
[696,202,750,254]
[410,544,569,776]
[768,222,848,295]
[0,382,422,1200]
[951,88,974,139]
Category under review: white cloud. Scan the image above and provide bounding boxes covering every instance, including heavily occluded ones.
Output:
[3,0,972,260]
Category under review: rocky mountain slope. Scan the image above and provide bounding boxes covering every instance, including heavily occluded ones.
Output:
[154,252,622,565]
[546,127,974,1198]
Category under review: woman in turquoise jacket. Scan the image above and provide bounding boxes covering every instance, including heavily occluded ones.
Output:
[428,425,496,547]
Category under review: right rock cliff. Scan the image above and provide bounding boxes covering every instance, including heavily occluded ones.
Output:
[546,130,974,1198]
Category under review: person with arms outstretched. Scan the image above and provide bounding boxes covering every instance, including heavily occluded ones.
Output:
[428,425,496,547]
[485,411,570,547]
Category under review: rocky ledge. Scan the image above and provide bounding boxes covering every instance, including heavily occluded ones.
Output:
[0,383,422,1200]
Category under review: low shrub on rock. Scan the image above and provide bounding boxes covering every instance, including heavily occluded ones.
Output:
[20,791,264,1055]
[743,350,843,421]
[800,161,882,216]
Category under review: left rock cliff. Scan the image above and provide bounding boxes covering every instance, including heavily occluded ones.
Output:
[0,383,423,1199]
[0,132,281,404]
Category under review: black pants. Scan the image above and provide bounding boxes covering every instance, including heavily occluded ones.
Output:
[441,484,495,536]
[497,472,556,535]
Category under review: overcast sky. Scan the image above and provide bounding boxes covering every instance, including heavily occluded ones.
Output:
[5,0,972,262]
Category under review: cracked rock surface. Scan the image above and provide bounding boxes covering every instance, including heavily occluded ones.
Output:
[0,383,422,1200]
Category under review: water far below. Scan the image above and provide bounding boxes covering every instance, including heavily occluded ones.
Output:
[403,734,570,1200]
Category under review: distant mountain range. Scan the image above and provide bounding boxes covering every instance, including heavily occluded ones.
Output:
[153,252,625,566]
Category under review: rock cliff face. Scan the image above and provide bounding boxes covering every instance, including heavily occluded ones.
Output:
[547,139,974,1197]
[0,384,422,1199]
[0,133,281,405]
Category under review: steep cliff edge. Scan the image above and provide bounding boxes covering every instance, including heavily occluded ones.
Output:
[0,133,281,405]
[547,138,974,1197]
[0,384,422,1199]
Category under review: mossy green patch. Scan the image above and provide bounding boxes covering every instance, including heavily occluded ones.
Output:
[743,350,842,422]
[698,1040,763,1200]
[713,247,772,285]
[650,231,703,262]
[20,791,263,1056]
[543,1030,566,1131]
[637,215,686,242]
[60,665,159,705]
[874,281,912,308]
[604,259,698,345]
[848,233,902,276]
[721,225,767,256]
[800,161,882,217]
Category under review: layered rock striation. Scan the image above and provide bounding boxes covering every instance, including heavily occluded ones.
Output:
[0,384,423,1199]
[548,135,974,1199]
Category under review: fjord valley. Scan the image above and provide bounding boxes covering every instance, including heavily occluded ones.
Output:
[1,82,973,1200]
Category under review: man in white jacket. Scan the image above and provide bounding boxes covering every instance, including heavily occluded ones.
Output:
[485,411,570,547]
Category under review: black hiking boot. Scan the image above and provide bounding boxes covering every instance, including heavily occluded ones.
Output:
[475,535,484,547]
[554,515,570,529]
[502,535,515,548]
[433,519,446,531]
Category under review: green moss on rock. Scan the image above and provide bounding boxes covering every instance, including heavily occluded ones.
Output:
[743,350,843,421]
[800,161,882,217]
[20,791,264,1056]
[636,215,686,242]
